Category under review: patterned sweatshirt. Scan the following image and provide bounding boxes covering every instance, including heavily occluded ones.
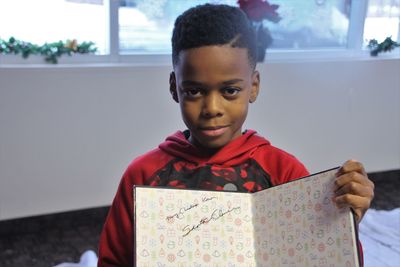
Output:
[98,129,312,266]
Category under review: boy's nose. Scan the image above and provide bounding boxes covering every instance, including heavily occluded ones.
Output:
[201,92,223,118]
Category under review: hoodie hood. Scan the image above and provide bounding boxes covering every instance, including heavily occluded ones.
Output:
[159,129,270,165]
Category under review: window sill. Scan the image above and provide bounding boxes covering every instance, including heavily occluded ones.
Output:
[0,49,399,68]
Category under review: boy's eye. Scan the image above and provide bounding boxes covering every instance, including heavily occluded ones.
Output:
[184,88,202,97]
[222,87,240,96]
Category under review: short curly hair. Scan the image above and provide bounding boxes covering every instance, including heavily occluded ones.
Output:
[171,4,257,69]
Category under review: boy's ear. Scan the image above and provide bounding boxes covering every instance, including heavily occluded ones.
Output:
[250,70,260,103]
[169,72,179,103]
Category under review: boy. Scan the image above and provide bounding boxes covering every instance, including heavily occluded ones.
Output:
[98,4,374,267]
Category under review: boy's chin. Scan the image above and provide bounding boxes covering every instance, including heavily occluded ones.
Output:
[193,137,231,152]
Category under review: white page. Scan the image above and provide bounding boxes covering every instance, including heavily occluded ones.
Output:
[252,168,360,266]
[134,188,255,266]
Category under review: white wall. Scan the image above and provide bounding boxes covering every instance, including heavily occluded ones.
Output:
[0,58,399,220]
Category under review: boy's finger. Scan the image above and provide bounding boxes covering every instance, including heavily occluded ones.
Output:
[334,194,371,210]
[333,171,374,191]
[336,159,367,176]
[334,181,374,198]
[333,194,371,223]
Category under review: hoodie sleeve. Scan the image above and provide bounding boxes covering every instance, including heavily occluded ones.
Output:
[254,144,309,186]
[97,165,140,267]
[279,152,310,183]
[98,149,173,267]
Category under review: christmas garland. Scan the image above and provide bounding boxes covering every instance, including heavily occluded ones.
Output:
[2,36,397,63]
[368,37,400,57]
[0,37,97,64]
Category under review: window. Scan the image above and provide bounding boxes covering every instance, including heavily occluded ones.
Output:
[363,0,400,45]
[119,0,234,54]
[119,0,352,53]
[0,0,108,54]
[0,0,399,62]
[256,0,351,49]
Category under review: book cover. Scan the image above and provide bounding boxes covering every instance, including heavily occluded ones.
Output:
[133,168,360,266]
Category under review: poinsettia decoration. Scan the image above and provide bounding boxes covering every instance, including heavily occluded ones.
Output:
[238,0,281,22]
[238,0,281,62]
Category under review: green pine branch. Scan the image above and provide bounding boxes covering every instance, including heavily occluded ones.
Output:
[367,37,400,57]
[0,37,97,64]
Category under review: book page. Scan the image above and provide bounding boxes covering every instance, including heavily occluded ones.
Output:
[134,169,360,267]
[134,187,256,266]
[252,168,359,266]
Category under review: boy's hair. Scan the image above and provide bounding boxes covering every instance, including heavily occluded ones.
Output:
[171,4,257,69]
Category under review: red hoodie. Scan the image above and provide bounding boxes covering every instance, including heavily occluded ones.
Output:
[98,130,309,266]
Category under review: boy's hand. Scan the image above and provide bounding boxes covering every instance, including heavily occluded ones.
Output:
[333,160,375,224]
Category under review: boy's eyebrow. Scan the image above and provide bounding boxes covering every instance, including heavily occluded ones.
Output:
[221,79,244,85]
[181,79,244,87]
[181,80,203,87]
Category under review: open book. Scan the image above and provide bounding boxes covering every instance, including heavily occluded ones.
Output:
[134,168,360,266]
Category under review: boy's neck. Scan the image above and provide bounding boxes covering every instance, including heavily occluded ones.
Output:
[184,130,221,156]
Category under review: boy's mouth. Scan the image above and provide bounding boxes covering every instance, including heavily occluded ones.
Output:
[198,126,229,137]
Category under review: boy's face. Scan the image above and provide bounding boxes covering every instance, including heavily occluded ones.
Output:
[170,45,260,152]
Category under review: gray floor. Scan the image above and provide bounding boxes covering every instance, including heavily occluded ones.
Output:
[0,207,108,267]
[0,170,399,267]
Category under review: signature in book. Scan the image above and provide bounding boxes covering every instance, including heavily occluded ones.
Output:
[166,203,199,221]
[202,196,217,203]
[182,206,240,237]
[166,196,218,222]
